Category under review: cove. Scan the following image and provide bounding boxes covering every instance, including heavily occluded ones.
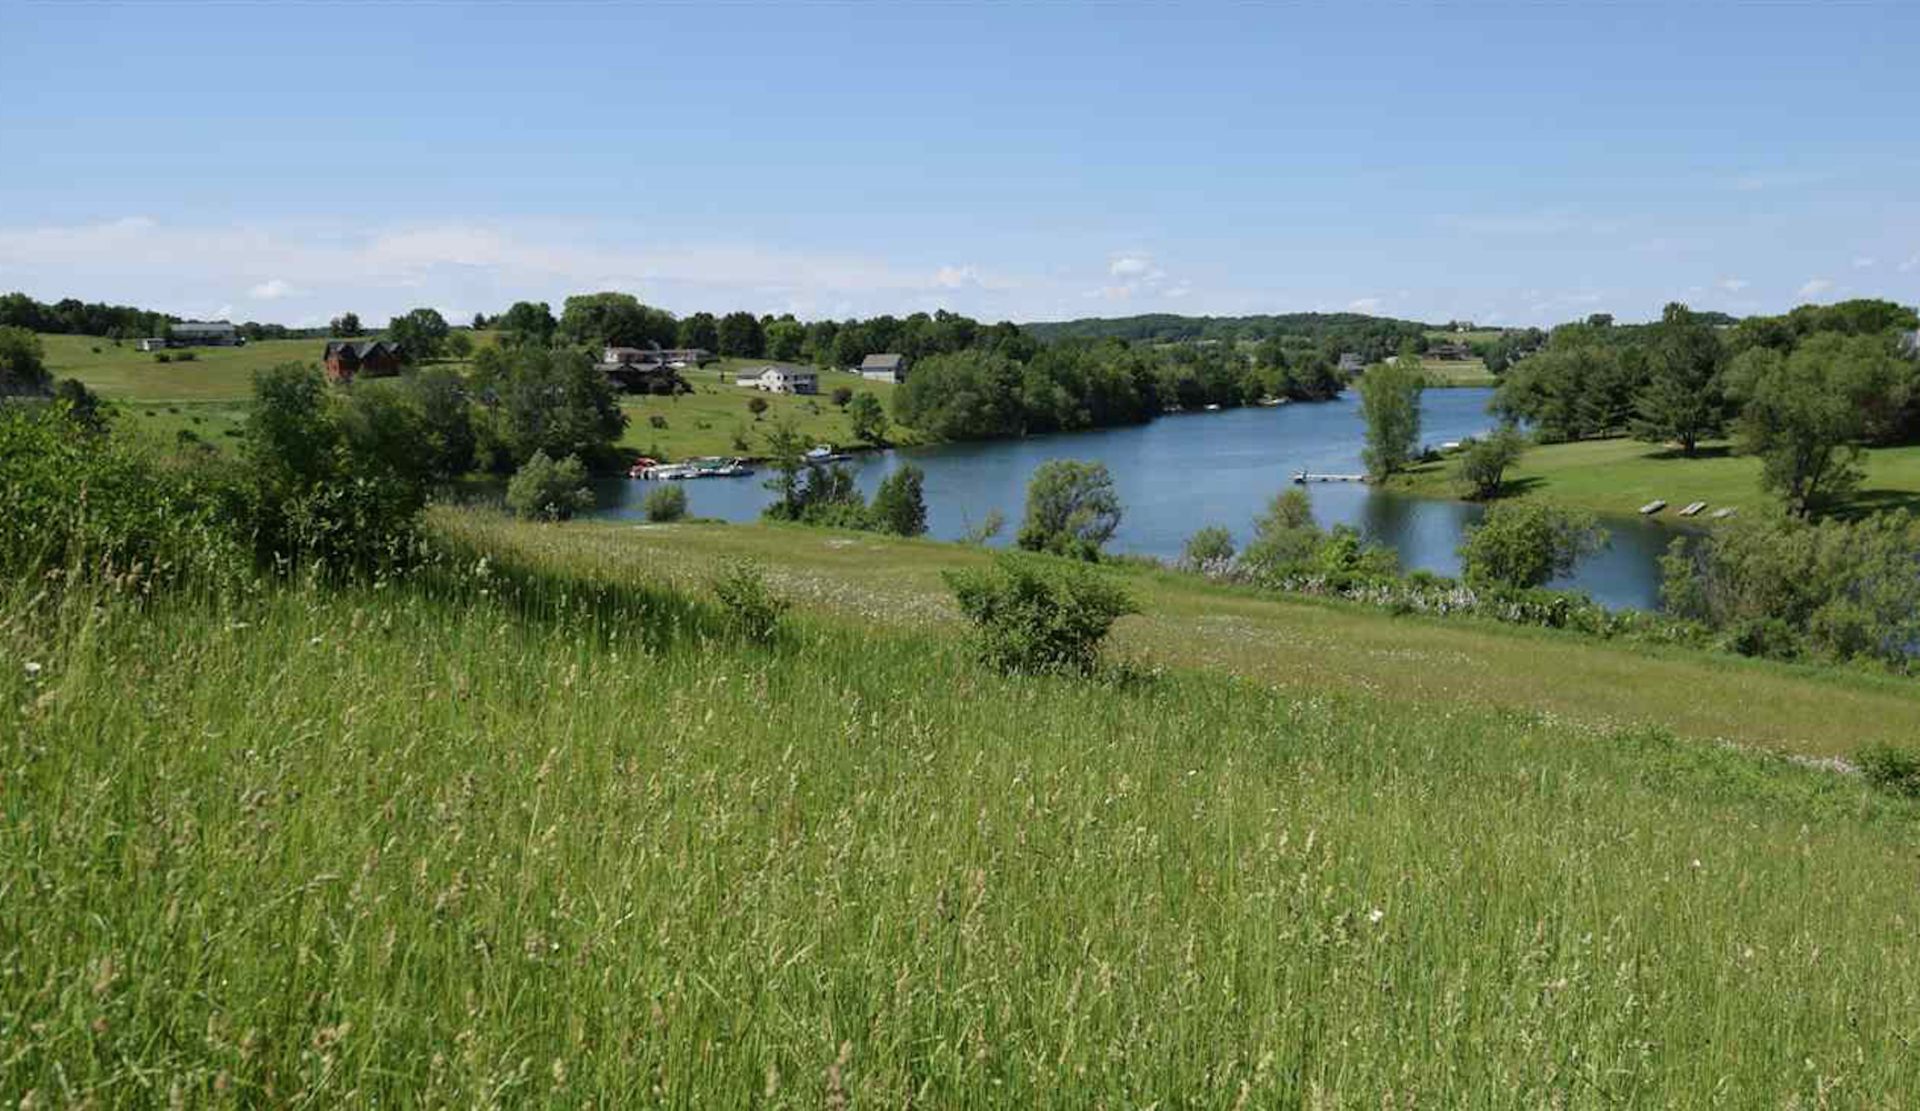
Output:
[588,388,1679,610]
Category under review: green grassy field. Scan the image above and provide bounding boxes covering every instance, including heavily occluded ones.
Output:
[1416,356,1497,388]
[5,509,1917,1103]
[619,359,920,461]
[1395,436,1920,519]
[40,334,327,400]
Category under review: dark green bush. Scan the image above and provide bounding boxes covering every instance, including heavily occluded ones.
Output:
[710,559,787,643]
[505,451,594,521]
[945,554,1138,675]
[1856,743,1920,799]
[642,483,688,522]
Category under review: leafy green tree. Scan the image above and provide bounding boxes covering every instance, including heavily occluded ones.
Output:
[642,483,688,522]
[405,366,476,480]
[386,307,451,363]
[557,292,675,349]
[1358,357,1422,478]
[444,331,473,360]
[328,312,362,338]
[1459,501,1607,590]
[506,451,594,520]
[1726,335,1881,516]
[52,378,108,435]
[676,312,719,352]
[1455,428,1526,500]
[869,464,928,536]
[717,311,765,358]
[764,318,805,361]
[498,348,628,469]
[1181,525,1236,570]
[0,326,51,396]
[1633,302,1727,456]
[759,417,810,519]
[847,391,888,445]
[892,350,1026,440]
[747,396,769,419]
[496,301,557,348]
[1241,487,1322,572]
[1017,459,1122,560]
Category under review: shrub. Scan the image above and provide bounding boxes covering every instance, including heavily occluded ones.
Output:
[1459,501,1607,591]
[642,483,688,522]
[945,554,1138,675]
[869,464,928,536]
[747,396,769,418]
[506,450,595,521]
[649,414,668,430]
[1856,743,1920,799]
[710,559,787,642]
[153,352,172,364]
[1181,525,1236,572]
[1240,488,1323,579]
[962,509,1005,546]
[174,350,197,362]
[1016,459,1122,560]
[831,385,854,407]
[1455,428,1525,500]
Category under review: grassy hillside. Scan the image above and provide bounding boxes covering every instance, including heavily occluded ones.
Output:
[5,511,1918,1103]
[40,334,327,400]
[1394,436,1920,519]
[1415,356,1497,388]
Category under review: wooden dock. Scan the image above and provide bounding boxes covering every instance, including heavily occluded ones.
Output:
[1292,471,1368,484]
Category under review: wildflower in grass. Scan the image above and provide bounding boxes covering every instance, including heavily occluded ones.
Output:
[23,660,42,677]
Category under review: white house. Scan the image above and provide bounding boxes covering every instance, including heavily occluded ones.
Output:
[735,364,819,395]
[859,352,908,383]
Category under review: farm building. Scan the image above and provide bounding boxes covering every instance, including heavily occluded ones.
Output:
[735,364,818,395]
[323,340,403,383]
[859,353,908,383]
[169,321,240,346]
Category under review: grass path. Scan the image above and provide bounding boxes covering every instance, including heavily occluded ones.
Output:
[436,511,1920,758]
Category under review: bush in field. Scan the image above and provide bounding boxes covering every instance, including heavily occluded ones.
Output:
[1240,488,1322,575]
[710,559,787,642]
[1017,459,1122,560]
[1856,743,1920,799]
[0,326,50,396]
[1455,428,1526,500]
[1181,525,1236,572]
[506,450,595,521]
[642,483,688,522]
[1460,501,1607,591]
[868,464,928,536]
[945,553,1138,675]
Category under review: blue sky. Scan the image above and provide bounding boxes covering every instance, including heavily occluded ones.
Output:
[2,0,1916,328]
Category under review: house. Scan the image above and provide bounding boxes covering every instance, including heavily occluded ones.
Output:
[859,353,908,383]
[323,340,403,383]
[1337,352,1367,375]
[169,321,240,347]
[594,346,693,394]
[599,345,713,370]
[735,364,818,395]
[1426,341,1474,361]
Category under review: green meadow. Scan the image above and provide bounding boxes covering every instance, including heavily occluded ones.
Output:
[1394,435,1920,519]
[619,359,921,460]
[6,508,1918,1103]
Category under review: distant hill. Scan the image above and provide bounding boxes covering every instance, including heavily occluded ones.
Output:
[1019,311,1438,345]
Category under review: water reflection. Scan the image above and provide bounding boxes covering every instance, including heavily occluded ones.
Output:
[589,388,1679,609]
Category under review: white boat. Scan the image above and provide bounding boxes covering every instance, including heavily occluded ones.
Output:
[1204,403,1222,411]
[1709,507,1737,520]
[1678,501,1708,517]
[1638,499,1667,515]
[804,445,850,464]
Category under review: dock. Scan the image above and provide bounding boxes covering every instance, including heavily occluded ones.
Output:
[1292,471,1368,484]
[1638,499,1667,515]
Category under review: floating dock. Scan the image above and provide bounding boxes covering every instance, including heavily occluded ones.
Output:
[1292,471,1368,484]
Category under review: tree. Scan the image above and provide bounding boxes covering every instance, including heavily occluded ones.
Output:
[847,391,888,445]
[1455,428,1525,500]
[892,350,1025,440]
[444,331,473,360]
[759,417,810,519]
[830,385,854,407]
[386,307,451,363]
[405,366,476,480]
[717,311,765,358]
[1240,488,1323,573]
[869,464,928,536]
[506,451,594,520]
[642,483,688,522]
[1017,459,1122,560]
[328,312,363,338]
[0,326,51,396]
[496,301,557,348]
[557,292,675,349]
[764,318,805,361]
[1181,525,1236,571]
[1459,501,1607,591]
[53,378,108,435]
[1358,357,1421,478]
[1726,336,1876,516]
[677,312,719,351]
[497,347,628,469]
[1633,302,1727,456]
[747,396,769,419]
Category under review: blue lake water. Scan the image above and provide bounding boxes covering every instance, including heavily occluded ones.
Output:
[589,388,1680,610]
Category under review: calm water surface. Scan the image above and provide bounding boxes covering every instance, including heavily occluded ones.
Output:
[589,388,1679,609]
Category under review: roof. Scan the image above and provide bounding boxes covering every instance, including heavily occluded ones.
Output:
[172,320,235,333]
[860,353,905,371]
[324,340,397,360]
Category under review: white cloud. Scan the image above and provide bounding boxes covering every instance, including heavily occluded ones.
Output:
[1798,278,1835,299]
[1348,296,1382,312]
[1108,253,1152,278]
[932,264,980,290]
[1716,277,1750,293]
[248,278,297,300]
[1900,255,1919,274]
[1852,257,1877,270]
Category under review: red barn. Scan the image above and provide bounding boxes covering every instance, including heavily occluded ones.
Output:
[323,340,403,383]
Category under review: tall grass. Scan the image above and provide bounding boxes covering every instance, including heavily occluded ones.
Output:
[3,536,1917,1105]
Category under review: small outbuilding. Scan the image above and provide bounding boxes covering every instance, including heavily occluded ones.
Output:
[859,353,908,383]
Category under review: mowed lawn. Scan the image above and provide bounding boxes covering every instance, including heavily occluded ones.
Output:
[1417,356,1496,388]
[40,334,326,400]
[1396,436,1920,519]
[435,511,1920,758]
[619,358,921,461]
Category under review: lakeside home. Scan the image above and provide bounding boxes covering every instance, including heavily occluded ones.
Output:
[736,364,819,394]
[859,352,909,383]
[322,339,403,383]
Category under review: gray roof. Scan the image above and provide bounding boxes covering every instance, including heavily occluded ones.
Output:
[172,320,235,333]
[324,340,397,359]
[860,353,905,371]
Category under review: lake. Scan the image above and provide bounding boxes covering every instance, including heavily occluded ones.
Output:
[588,388,1680,609]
